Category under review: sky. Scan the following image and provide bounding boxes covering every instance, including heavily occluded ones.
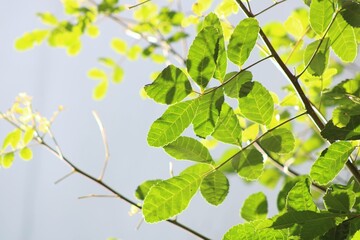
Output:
[0,1,303,239]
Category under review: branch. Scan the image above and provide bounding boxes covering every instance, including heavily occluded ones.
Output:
[254,0,287,17]
[235,0,360,184]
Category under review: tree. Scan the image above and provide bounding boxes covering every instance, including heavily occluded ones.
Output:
[1,0,360,239]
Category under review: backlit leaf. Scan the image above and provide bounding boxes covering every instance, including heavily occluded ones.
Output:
[340,1,360,28]
[147,99,198,147]
[144,65,192,105]
[23,128,35,145]
[238,81,274,125]
[241,192,268,221]
[323,184,356,213]
[329,14,357,62]
[93,80,108,100]
[232,147,264,181]
[143,173,202,223]
[37,12,58,26]
[135,179,162,201]
[310,0,334,35]
[88,68,107,80]
[321,115,360,141]
[186,26,219,89]
[111,38,127,54]
[277,176,307,212]
[223,71,252,98]
[2,129,22,149]
[227,18,259,67]
[259,128,295,154]
[212,103,242,146]
[304,38,331,76]
[286,178,317,212]
[1,152,15,168]
[112,65,124,83]
[19,147,33,161]
[310,141,354,185]
[163,136,213,163]
[200,170,229,206]
[193,88,224,138]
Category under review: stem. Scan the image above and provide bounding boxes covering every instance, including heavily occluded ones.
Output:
[236,0,360,184]
[128,0,151,9]
[39,141,210,240]
[254,0,287,17]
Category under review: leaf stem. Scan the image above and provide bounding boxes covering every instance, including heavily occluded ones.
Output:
[253,0,287,17]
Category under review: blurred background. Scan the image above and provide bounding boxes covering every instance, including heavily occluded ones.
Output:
[0,1,303,239]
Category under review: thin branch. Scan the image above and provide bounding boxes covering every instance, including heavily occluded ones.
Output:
[128,0,151,9]
[78,194,119,199]
[236,0,360,184]
[92,111,110,181]
[246,0,252,13]
[55,170,76,184]
[285,26,310,64]
[254,0,287,17]
[296,11,339,78]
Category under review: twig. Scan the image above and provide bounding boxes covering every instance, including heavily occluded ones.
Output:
[78,194,119,199]
[128,0,151,9]
[92,111,110,181]
[254,0,287,17]
[55,170,76,184]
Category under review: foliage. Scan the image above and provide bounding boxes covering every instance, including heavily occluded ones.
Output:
[2,0,360,239]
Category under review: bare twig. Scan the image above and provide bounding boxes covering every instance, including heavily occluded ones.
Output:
[254,0,287,17]
[78,194,119,199]
[55,170,76,184]
[128,0,151,9]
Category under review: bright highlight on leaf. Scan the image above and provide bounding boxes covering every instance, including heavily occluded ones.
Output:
[286,178,317,212]
[143,173,202,223]
[309,0,334,35]
[200,170,229,206]
[304,38,330,76]
[223,71,252,98]
[227,18,259,67]
[310,141,354,185]
[147,99,198,147]
[163,136,213,163]
[144,65,192,105]
[241,192,268,221]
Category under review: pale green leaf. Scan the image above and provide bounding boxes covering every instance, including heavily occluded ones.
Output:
[126,45,142,60]
[241,192,268,221]
[143,173,201,223]
[238,81,274,125]
[1,152,15,168]
[200,170,229,206]
[232,147,264,181]
[112,65,124,84]
[323,184,356,213]
[242,123,259,142]
[135,179,162,201]
[186,26,219,89]
[310,141,354,185]
[19,147,33,161]
[258,168,281,189]
[227,18,259,67]
[304,38,331,76]
[223,71,252,98]
[147,99,198,147]
[93,80,108,100]
[332,107,351,128]
[286,178,318,212]
[212,103,242,146]
[322,115,360,141]
[111,38,127,54]
[277,176,307,212]
[37,12,58,26]
[23,128,35,145]
[144,65,192,105]
[2,129,22,149]
[310,0,334,35]
[163,136,213,163]
[223,219,288,240]
[202,13,227,82]
[193,88,224,138]
[88,68,107,80]
[86,24,100,38]
[259,128,295,154]
[329,14,357,62]
[180,163,213,176]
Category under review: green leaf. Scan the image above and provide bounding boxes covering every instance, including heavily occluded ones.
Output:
[15,30,49,51]
[259,128,295,154]
[88,68,107,80]
[1,152,15,168]
[322,115,360,141]
[238,81,274,125]
[310,0,334,35]
[135,179,162,201]
[126,45,142,60]
[310,141,354,185]
[212,103,242,146]
[2,129,22,149]
[180,163,213,176]
[93,80,108,100]
[200,170,229,206]
[223,71,253,98]
[186,26,219,89]
[37,12,58,26]
[271,211,345,239]
[143,173,202,223]
[223,219,288,240]
[227,18,259,67]
[258,168,281,189]
[147,99,198,147]
[332,107,351,128]
[193,88,224,138]
[232,147,264,181]
[340,1,360,28]
[329,14,357,62]
[144,65,192,105]
[286,178,318,212]
[323,184,356,213]
[23,128,35,145]
[304,38,331,76]
[353,230,360,240]
[277,176,307,212]
[19,147,33,161]
[202,13,227,82]
[111,38,127,54]
[86,24,100,38]
[163,136,213,163]
[112,65,124,83]
[241,192,268,221]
